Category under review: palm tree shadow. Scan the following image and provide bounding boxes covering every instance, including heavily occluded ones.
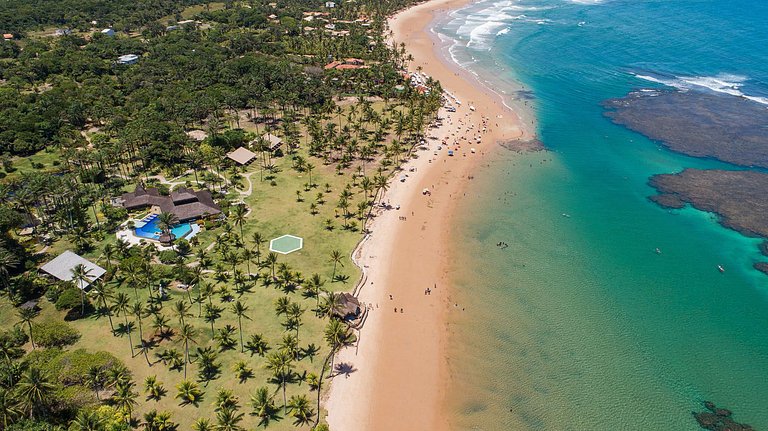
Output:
[255,411,283,428]
[333,362,357,378]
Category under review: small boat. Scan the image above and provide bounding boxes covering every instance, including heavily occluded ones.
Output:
[561,213,570,218]
[718,265,725,273]
[654,248,661,254]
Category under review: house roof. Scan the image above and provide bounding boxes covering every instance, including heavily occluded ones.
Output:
[40,251,106,290]
[119,186,221,221]
[262,133,283,150]
[185,130,208,141]
[227,146,257,165]
[333,293,362,319]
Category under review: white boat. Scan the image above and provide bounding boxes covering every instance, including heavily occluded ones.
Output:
[718,265,725,273]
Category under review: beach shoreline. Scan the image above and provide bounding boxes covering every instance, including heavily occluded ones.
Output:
[325,0,534,429]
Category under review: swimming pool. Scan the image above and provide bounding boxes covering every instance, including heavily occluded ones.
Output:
[134,214,193,241]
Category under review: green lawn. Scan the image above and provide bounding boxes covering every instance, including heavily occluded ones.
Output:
[6,97,413,429]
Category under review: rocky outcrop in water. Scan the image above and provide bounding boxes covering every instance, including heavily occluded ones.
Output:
[604,90,768,168]
[649,169,768,238]
[693,401,754,431]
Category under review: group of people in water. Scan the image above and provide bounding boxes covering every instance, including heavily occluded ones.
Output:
[497,241,509,249]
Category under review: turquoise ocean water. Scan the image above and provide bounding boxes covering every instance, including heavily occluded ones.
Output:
[435,0,768,429]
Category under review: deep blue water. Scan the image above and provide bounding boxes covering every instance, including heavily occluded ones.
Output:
[438,0,768,429]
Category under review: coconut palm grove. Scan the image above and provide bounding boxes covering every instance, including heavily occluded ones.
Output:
[0,0,439,429]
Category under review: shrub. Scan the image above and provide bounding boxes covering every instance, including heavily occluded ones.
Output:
[157,250,178,264]
[0,326,29,348]
[33,320,80,348]
[45,349,127,387]
[55,288,82,311]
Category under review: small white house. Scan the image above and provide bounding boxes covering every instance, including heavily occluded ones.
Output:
[100,28,115,37]
[117,54,139,65]
[325,1,336,8]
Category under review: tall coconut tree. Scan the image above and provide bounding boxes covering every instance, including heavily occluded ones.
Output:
[70,263,94,316]
[178,324,198,379]
[328,250,344,280]
[89,280,114,332]
[264,350,293,414]
[230,301,250,353]
[230,204,247,241]
[112,379,138,423]
[16,307,38,349]
[251,232,265,265]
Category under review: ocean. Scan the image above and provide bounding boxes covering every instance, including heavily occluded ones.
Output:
[436,0,768,429]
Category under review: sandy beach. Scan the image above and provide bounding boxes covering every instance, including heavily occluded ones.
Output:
[325,0,533,429]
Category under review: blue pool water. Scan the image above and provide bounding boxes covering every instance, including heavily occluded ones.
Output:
[135,215,193,240]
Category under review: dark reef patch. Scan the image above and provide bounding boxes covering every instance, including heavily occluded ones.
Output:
[693,401,754,431]
[604,90,768,168]
[648,169,768,238]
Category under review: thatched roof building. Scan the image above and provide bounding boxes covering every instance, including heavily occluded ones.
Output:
[117,186,221,221]
[332,293,362,320]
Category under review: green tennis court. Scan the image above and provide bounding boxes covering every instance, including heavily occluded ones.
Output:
[269,235,303,254]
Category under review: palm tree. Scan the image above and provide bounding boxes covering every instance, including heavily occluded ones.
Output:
[85,366,105,401]
[178,324,197,379]
[274,296,290,318]
[250,387,276,427]
[287,394,315,426]
[70,263,94,316]
[307,273,325,310]
[143,409,178,431]
[16,307,38,349]
[215,406,244,431]
[328,250,344,280]
[89,280,114,332]
[101,243,116,272]
[144,376,167,401]
[16,368,54,419]
[157,211,179,241]
[203,303,223,338]
[265,252,278,278]
[265,350,293,414]
[230,301,250,353]
[244,334,270,357]
[287,302,304,340]
[324,319,355,377]
[192,418,213,431]
[70,409,105,431]
[0,245,19,294]
[306,163,315,188]
[112,379,138,422]
[131,301,147,340]
[0,387,20,428]
[173,300,192,326]
[233,361,252,383]
[112,291,131,338]
[251,232,265,265]
[175,380,204,407]
[122,321,137,358]
[230,204,247,241]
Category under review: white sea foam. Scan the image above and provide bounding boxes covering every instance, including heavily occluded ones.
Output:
[449,0,555,50]
[633,72,768,106]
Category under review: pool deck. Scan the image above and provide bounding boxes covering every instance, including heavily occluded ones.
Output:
[116,220,201,250]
